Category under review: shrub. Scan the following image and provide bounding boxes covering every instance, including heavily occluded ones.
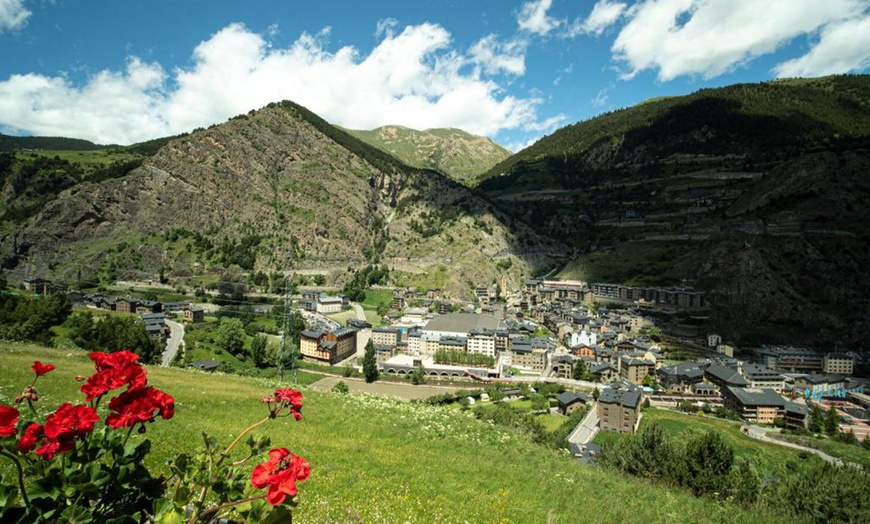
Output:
[332,381,350,394]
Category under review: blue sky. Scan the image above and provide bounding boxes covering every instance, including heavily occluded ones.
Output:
[1,0,869,151]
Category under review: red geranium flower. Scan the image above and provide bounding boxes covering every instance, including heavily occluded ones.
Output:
[251,447,311,505]
[81,351,147,401]
[266,388,303,420]
[31,361,55,377]
[34,402,100,460]
[17,422,43,453]
[0,404,19,438]
[105,386,174,429]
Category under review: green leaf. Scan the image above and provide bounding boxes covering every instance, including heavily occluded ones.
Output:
[0,484,18,511]
[153,498,185,524]
[60,505,94,523]
[260,504,294,524]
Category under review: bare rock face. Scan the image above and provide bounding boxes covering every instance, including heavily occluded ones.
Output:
[2,102,563,297]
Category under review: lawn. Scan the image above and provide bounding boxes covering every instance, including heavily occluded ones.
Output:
[0,343,793,524]
[770,433,870,468]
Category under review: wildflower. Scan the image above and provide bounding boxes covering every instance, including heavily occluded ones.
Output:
[251,448,311,505]
[264,388,303,420]
[0,404,19,437]
[31,361,55,377]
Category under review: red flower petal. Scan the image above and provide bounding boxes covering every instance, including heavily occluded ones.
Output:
[0,404,20,438]
[31,361,55,377]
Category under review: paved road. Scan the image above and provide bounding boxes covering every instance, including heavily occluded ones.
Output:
[568,401,599,446]
[161,319,184,367]
[741,424,843,465]
[351,302,366,322]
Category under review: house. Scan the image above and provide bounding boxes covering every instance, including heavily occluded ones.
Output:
[23,277,50,294]
[183,306,205,324]
[498,387,522,401]
[371,327,400,349]
[783,401,809,429]
[190,360,220,372]
[598,384,642,434]
[551,354,575,379]
[794,374,847,400]
[135,300,163,314]
[557,391,589,415]
[589,361,619,383]
[140,312,168,343]
[509,338,547,372]
[115,298,139,314]
[721,387,785,424]
[315,294,343,314]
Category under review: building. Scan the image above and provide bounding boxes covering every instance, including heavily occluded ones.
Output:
[721,387,785,424]
[598,384,642,434]
[589,361,619,383]
[557,391,589,415]
[392,293,406,310]
[115,298,139,314]
[315,294,343,314]
[739,363,785,393]
[509,338,547,372]
[140,312,168,344]
[371,327,400,349]
[300,327,358,364]
[704,364,749,389]
[551,354,575,379]
[656,363,705,393]
[757,346,824,373]
[794,374,848,400]
[822,353,854,376]
[467,329,497,358]
[619,356,655,385]
[183,306,205,324]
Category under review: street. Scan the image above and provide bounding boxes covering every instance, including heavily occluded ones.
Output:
[161,319,185,367]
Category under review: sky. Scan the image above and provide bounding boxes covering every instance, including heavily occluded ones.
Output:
[1,0,869,151]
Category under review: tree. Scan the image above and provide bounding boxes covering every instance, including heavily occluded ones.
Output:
[411,364,426,385]
[250,334,268,367]
[363,339,379,383]
[530,394,549,412]
[824,406,840,436]
[216,317,246,356]
[863,435,870,451]
[682,431,734,497]
[809,404,825,433]
[592,387,600,401]
[572,360,587,381]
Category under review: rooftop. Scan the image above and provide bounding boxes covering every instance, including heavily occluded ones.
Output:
[424,313,499,335]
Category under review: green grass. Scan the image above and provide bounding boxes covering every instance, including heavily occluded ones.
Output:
[326,309,357,326]
[361,288,393,310]
[595,408,829,472]
[770,433,870,468]
[0,343,793,523]
[558,241,701,286]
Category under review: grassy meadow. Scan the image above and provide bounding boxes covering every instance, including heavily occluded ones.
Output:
[0,343,799,523]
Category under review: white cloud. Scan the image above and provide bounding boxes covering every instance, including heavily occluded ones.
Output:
[612,0,870,81]
[375,17,399,39]
[580,1,627,36]
[0,22,553,144]
[517,0,561,36]
[0,0,30,32]
[469,34,526,76]
[773,14,870,77]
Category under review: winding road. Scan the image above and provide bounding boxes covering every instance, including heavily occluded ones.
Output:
[161,319,185,367]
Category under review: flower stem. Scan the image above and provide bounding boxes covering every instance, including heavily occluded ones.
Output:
[199,494,266,523]
[0,449,31,509]
[219,417,270,461]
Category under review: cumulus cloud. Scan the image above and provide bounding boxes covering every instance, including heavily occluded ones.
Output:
[0,0,30,32]
[0,22,552,144]
[773,14,870,77]
[517,0,561,36]
[580,1,627,36]
[612,0,870,81]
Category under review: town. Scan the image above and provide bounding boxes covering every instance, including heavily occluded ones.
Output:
[19,274,870,457]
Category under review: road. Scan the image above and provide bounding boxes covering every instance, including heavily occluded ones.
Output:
[351,302,366,322]
[741,424,842,465]
[161,319,184,367]
[568,401,599,447]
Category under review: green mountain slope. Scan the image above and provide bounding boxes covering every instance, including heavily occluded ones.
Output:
[478,75,870,349]
[0,343,794,524]
[0,102,561,296]
[345,125,511,183]
[0,132,110,152]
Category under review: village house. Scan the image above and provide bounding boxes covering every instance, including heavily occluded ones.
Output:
[619,355,655,385]
[739,363,786,393]
[183,305,205,324]
[315,294,343,314]
[589,361,619,383]
[557,391,589,415]
[656,363,706,393]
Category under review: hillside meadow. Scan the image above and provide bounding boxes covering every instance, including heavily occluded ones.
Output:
[0,343,796,523]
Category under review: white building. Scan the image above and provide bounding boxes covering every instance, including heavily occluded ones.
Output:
[315,294,343,314]
[467,330,497,358]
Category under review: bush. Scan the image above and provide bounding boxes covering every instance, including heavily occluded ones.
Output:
[332,381,350,394]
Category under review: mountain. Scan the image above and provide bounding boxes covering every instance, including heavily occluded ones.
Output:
[478,75,870,349]
[344,125,511,183]
[0,102,562,296]
[0,132,111,152]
